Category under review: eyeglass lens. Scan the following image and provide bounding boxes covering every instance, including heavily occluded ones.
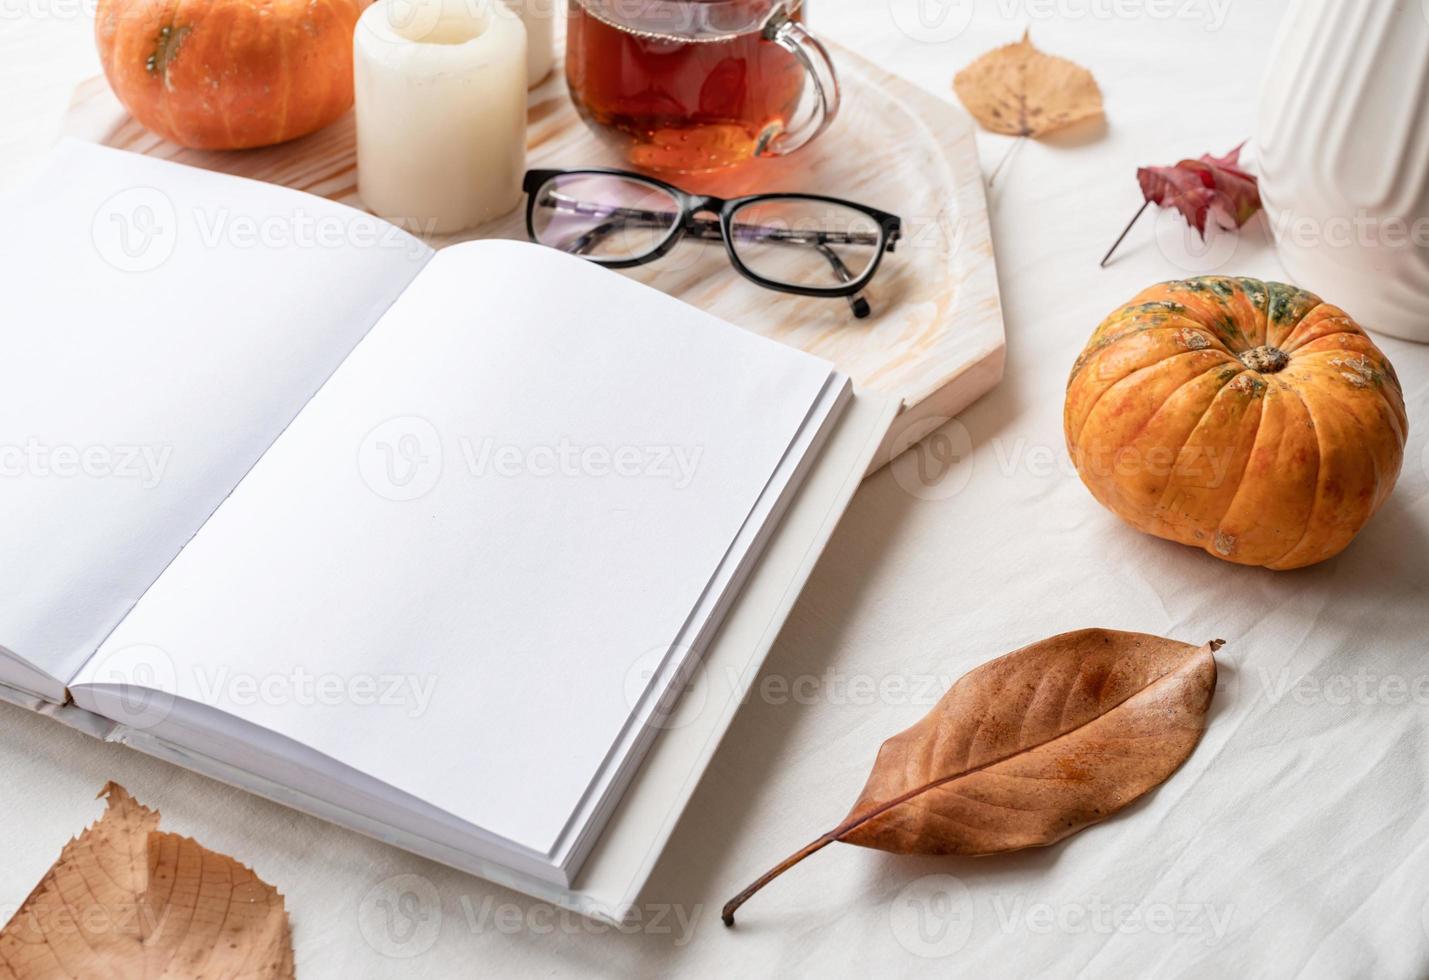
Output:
[530,172,682,262]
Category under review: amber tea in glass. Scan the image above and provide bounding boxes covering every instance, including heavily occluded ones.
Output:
[565,0,840,174]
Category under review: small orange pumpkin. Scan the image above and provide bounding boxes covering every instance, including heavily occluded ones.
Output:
[96,0,366,150]
[1065,277,1407,570]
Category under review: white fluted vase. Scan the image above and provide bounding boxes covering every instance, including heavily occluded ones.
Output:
[1257,0,1429,343]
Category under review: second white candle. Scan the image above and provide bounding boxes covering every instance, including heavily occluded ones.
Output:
[503,0,555,87]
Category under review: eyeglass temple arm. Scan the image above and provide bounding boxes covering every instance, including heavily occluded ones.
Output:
[809,242,871,319]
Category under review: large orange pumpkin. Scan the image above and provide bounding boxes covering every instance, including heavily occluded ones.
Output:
[96,0,366,150]
[1065,277,1407,570]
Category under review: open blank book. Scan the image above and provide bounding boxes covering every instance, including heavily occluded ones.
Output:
[0,141,896,921]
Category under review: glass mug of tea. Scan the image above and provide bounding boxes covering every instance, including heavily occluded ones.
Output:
[565,0,840,173]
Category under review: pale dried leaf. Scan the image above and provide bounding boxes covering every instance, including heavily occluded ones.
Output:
[0,783,294,980]
[953,30,1104,137]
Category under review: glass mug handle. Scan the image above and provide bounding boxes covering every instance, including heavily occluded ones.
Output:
[758,10,841,157]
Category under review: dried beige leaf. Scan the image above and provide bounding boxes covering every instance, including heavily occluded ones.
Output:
[953,30,1104,137]
[0,783,294,980]
[723,629,1220,924]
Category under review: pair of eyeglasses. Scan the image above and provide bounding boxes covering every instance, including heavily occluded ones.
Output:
[522,168,902,319]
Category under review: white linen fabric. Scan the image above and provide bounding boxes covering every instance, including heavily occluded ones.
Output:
[2,2,1426,977]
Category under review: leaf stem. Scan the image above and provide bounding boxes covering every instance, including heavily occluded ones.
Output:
[987,135,1025,188]
[721,833,836,926]
[722,758,1015,926]
[1100,200,1149,267]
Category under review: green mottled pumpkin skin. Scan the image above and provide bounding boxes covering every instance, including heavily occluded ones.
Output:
[1065,277,1407,570]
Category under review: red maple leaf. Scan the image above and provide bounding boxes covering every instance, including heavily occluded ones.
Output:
[1102,143,1262,266]
[1137,143,1261,236]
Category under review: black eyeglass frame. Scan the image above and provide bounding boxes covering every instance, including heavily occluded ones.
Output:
[522,168,903,305]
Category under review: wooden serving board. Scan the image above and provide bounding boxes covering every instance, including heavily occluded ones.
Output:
[64,40,1004,471]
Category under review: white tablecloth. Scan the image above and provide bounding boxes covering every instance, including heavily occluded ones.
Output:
[3,2,1427,977]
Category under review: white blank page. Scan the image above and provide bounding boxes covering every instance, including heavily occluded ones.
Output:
[0,141,431,696]
[82,240,835,858]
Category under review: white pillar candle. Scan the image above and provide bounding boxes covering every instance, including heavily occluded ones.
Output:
[354,0,527,234]
[503,0,555,88]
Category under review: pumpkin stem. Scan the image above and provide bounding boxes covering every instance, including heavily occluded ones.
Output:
[146,23,191,79]
[1239,345,1290,373]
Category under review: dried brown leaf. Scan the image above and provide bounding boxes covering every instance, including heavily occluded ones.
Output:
[723,629,1221,924]
[953,30,1104,137]
[0,783,294,980]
